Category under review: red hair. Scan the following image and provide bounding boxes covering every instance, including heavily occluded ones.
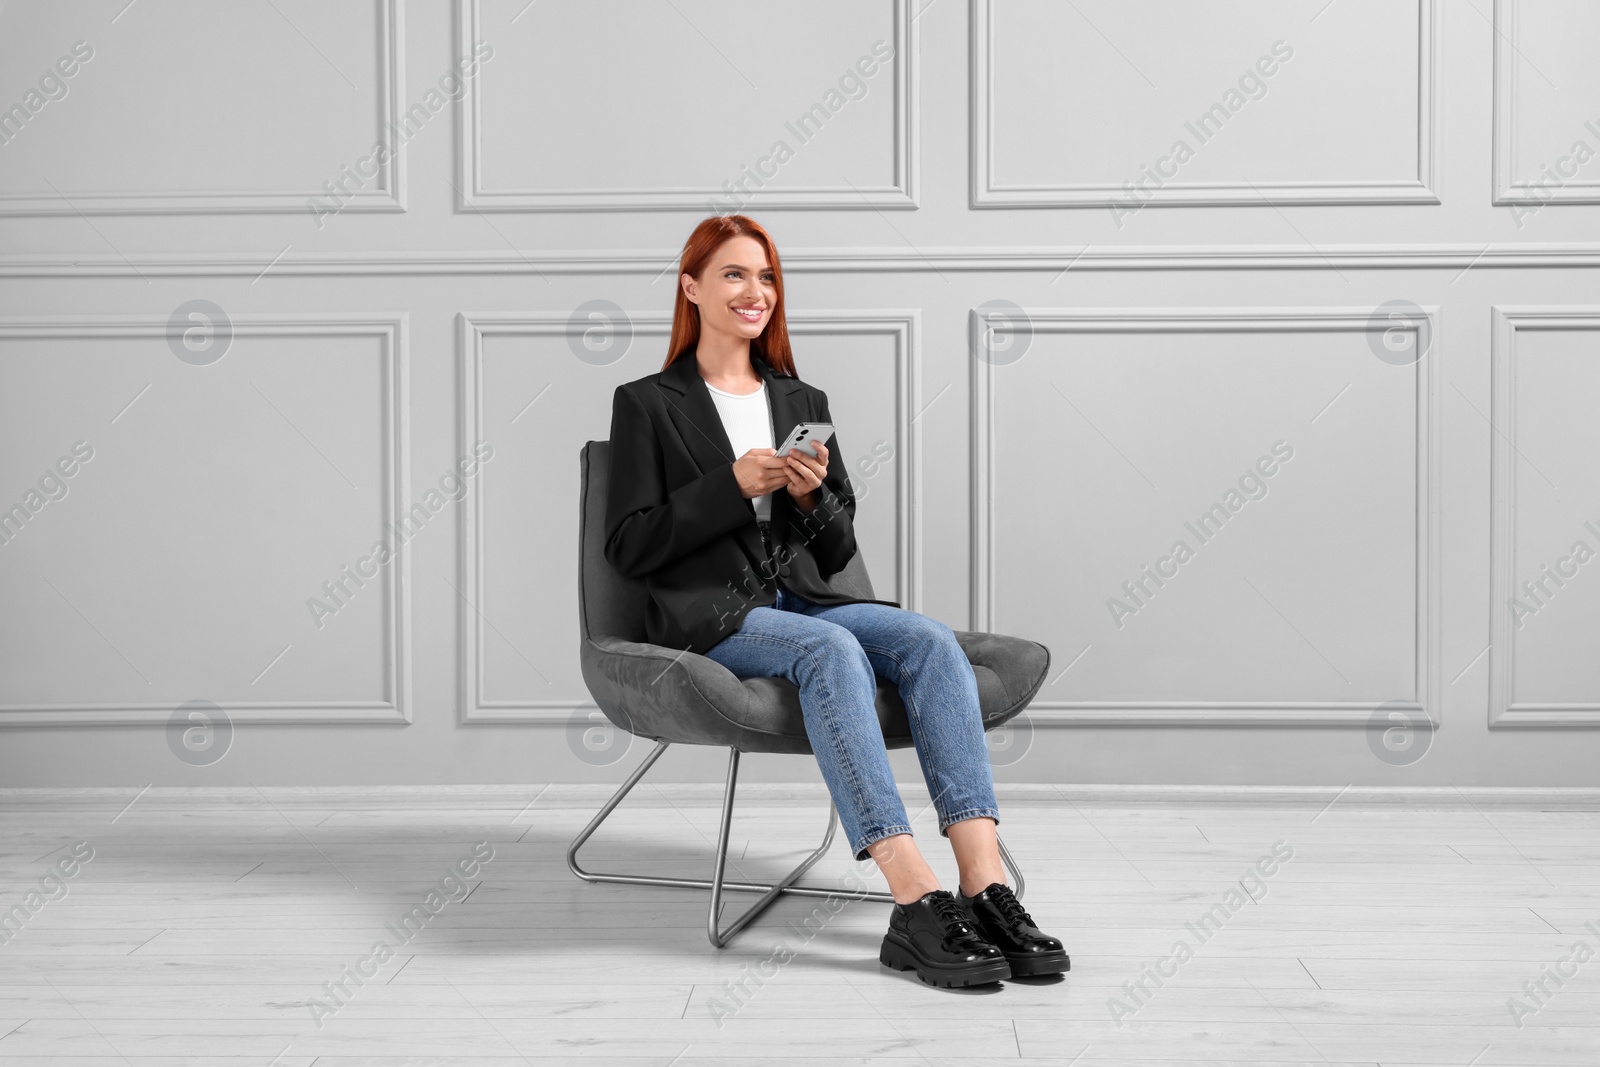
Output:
[662,215,797,377]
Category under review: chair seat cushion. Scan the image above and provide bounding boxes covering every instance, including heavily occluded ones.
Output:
[580,631,1050,756]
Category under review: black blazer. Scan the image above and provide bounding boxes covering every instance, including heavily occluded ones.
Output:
[604,347,900,655]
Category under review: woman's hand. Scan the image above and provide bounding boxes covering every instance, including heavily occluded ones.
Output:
[732,448,791,500]
[782,440,827,512]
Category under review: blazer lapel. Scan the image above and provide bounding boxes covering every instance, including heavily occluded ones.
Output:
[658,349,738,477]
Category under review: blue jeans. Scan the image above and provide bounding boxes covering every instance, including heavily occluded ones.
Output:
[703,584,1001,861]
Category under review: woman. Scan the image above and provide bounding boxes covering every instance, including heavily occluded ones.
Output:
[603,215,1067,988]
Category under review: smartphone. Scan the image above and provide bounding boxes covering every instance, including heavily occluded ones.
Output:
[775,421,834,459]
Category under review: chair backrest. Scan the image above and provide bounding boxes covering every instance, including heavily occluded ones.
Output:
[579,440,878,644]
[579,441,648,644]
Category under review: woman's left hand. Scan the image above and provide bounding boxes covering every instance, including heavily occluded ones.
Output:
[783,440,828,511]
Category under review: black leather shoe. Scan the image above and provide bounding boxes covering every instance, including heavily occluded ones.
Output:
[879,889,1011,988]
[955,882,1070,977]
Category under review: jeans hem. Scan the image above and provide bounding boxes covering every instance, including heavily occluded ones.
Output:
[937,807,1001,837]
[851,824,914,863]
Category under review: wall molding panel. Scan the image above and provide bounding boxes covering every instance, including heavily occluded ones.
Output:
[0,314,411,726]
[457,310,918,724]
[1489,307,1600,727]
[0,1,405,217]
[971,307,1442,726]
[454,0,917,212]
[1491,0,1600,207]
[970,0,1438,208]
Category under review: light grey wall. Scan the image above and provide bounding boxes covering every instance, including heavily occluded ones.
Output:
[2,0,1598,789]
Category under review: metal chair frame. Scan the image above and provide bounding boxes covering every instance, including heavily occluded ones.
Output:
[566,739,1026,947]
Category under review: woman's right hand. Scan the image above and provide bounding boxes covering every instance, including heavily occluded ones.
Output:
[732,448,792,500]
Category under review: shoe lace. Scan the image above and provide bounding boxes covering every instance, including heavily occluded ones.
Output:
[988,884,1033,927]
[930,891,976,936]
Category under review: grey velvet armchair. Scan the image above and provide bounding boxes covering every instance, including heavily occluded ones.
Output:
[570,440,1052,947]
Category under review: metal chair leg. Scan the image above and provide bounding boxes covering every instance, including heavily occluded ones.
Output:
[704,748,896,946]
[997,832,1025,901]
[565,740,896,948]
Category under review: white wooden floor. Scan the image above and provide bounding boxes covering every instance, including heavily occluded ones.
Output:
[1,782,1598,1066]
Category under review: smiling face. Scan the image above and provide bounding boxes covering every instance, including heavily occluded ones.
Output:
[681,234,777,349]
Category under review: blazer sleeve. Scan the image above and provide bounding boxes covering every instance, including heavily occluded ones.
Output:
[786,388,858,577]
[603,383,754,579]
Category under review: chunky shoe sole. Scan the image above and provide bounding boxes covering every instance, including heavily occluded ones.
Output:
[1004,950,1070,977]
[879,934,1012,988]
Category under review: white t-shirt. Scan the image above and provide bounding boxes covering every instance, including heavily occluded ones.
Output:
[705,378,775,521]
